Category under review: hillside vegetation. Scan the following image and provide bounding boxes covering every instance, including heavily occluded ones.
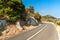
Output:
[0,0,41,38]
[0,0,60,39]
[41,15,60,26]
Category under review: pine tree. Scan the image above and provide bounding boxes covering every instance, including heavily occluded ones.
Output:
[0,0,26,24]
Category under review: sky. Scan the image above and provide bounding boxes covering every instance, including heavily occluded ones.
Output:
[22,0,60,18]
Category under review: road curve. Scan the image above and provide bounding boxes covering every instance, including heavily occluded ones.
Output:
[5,23,59,40]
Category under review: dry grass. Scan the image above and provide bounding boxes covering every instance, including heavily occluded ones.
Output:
[24,25,38,30]
[0,24,23,40]
[0,24,39,40]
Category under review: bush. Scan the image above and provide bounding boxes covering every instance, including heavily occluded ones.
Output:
[0,0,26,24]
[57,22,60,26]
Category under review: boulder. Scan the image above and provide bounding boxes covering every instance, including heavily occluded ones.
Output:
[16,21,23,30]
[27,17,38,26]
[0,20,8,29]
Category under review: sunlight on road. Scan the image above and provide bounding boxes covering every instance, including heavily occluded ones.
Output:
[55,24,60,40]
[58,34,60,40]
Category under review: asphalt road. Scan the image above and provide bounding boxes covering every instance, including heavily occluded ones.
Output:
[5,23,59,40]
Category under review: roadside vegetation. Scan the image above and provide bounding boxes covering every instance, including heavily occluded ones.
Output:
[0,0,60,39]
[26,6,41,22]
[41,14,60,26]
[0,0,41,37]
[0,0,26,24]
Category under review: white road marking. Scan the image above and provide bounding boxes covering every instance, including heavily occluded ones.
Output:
[27,24,48,40]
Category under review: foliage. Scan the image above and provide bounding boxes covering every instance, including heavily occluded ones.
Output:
[0,0,26,23]
[57,22,60,25]
[43,15,56,19]
[56,20,60,26]
[41,15,57,22]
[27,6,41,22]
[29,6,34,13]
[34,12,41,22]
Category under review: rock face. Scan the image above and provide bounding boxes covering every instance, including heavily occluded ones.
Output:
[16,21,23,30]
[1,24,22,40]
[27,17,38,26]
[0,20,8,28]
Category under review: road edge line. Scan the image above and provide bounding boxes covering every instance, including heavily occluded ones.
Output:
[27,24,48,40]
